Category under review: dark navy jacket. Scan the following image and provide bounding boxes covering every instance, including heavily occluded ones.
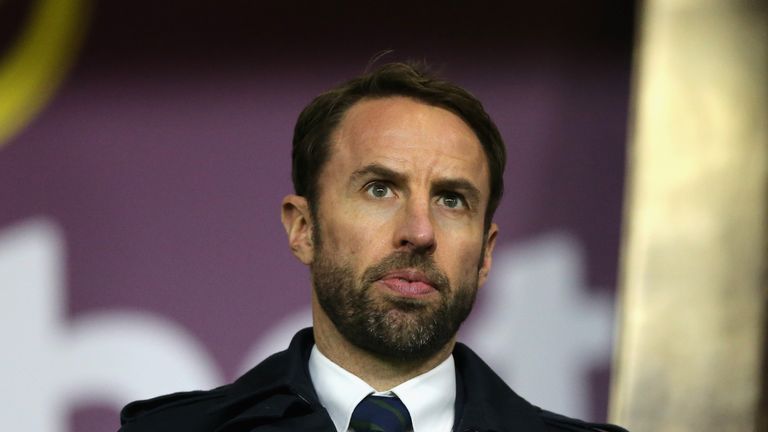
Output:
[120,328,627,432]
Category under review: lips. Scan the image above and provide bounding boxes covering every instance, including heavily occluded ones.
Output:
[378,269,438,297]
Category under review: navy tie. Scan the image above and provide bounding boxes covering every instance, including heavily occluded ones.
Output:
[350,394,413,432]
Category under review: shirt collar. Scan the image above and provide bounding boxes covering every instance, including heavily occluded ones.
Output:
[308,344,456,432]
[389,353,456,432]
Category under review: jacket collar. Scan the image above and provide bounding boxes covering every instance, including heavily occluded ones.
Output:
[453,342,548,432]
[217,328,547,432]
[213,328,329,431]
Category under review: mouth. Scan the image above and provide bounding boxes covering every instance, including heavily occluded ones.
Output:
[377,269,439,298]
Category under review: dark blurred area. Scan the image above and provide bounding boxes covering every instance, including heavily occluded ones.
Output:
[0,1,633,67]
[80,2,632,61]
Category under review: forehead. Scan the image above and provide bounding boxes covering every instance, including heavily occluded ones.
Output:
[326,96,490,190]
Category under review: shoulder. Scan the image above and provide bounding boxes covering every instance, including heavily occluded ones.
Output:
[538,409,629,432]
[119,386,231,432]
[452,343,628,432]
[119,329,317,431]
[118,351,290,432]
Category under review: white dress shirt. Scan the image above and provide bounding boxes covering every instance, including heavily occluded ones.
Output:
[308,345,456,432]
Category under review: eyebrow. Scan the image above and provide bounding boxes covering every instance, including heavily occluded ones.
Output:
[350,163,482,206]
[350,163,407,185]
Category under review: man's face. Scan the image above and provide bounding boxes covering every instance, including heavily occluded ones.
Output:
[304,96,497,360]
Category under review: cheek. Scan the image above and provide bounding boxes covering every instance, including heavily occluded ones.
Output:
[461,246,484,274]
[320,214,389,260]
[439,235,486,279]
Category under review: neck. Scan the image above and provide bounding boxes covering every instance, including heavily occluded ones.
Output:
[311,301,455,391]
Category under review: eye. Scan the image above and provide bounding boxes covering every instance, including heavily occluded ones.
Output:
[438,192,467,209]
[365,182,394,199]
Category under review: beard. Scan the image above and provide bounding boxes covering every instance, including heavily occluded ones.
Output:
[311,245,479,362]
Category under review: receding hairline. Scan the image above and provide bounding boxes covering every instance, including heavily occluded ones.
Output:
[314,95,492,211]
[328,95,485,149]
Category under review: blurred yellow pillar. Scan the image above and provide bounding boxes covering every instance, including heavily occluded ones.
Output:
[611,1,767,431]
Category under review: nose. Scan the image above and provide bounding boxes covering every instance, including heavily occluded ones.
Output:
[394,197,436,254]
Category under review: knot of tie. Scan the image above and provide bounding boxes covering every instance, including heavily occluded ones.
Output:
[350,394,413,432]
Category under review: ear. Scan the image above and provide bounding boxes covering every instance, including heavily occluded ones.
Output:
[478,222,498,287]
[281,194,315,265]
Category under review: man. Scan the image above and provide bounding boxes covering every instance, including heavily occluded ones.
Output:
[119,63,627,432]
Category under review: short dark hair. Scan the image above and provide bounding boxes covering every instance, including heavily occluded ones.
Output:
[291,62,506,229]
